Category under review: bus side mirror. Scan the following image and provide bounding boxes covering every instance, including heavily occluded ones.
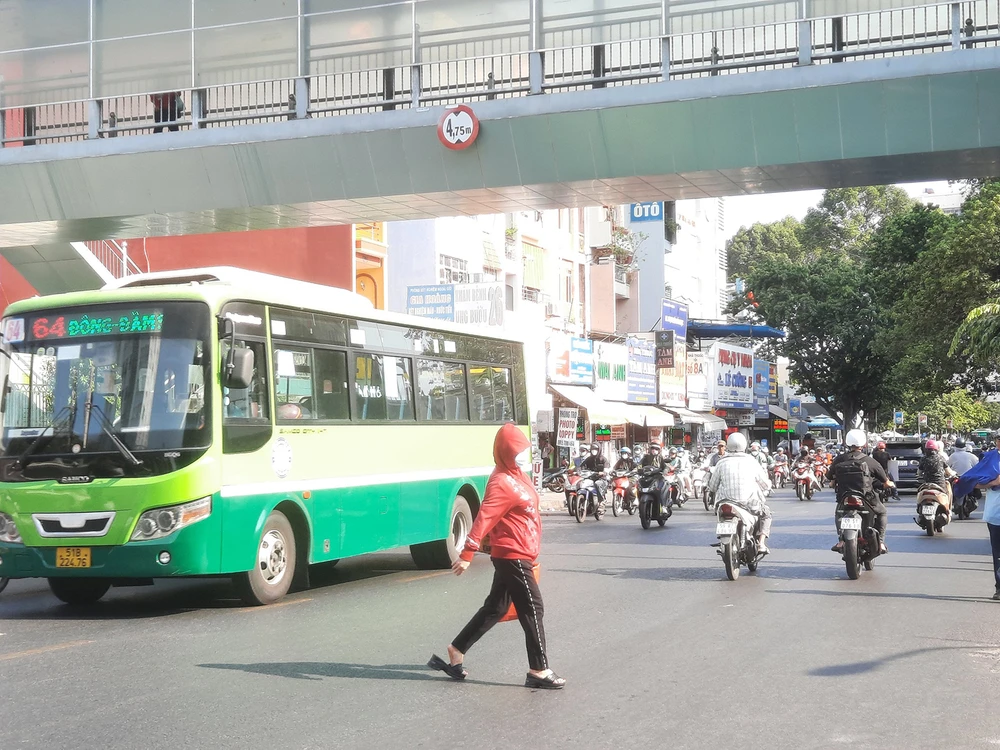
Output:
[224,348,254,390]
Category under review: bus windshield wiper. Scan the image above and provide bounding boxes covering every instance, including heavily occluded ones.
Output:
[15,406,74,468]
[84,400,143,466]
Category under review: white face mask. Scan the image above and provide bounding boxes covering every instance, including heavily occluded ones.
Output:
[514,449,531,472]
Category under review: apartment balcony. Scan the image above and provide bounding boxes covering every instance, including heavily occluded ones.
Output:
[614,264,631,299]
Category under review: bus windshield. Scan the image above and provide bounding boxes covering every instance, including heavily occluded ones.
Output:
[0,302,212,475]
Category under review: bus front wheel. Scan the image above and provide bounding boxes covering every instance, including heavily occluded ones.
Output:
[411,496,473,570]
[48,577,111,605]
[234,510,297,606]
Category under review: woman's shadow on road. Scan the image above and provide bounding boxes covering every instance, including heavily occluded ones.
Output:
[198,660,515,687]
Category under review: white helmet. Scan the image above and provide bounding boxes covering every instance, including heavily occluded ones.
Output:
[845,429,867,448]
[727,433,748,453]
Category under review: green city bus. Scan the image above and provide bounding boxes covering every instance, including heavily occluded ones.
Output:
[0,268,528,605]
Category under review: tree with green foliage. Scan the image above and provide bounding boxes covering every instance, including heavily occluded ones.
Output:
[798,186,914,258]
[922,388,993,434]
[726,216,803,280]
[731,255,890,428]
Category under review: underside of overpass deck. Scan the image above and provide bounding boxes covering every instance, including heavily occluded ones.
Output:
[1,49,999,251]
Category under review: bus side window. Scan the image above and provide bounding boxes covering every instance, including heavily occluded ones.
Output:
[222,340,270,453]
[313,349,350,420]
[274,347,314,421]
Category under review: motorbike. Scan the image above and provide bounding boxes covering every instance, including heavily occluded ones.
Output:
[564,469,582,517]
[953,488,981,521]
[691,466,708,509]
[574,472,607,523]
[793,462,816,501]
[666,469,686,509]
[714,498,766,581]
[914,482,952,536]
[771,463,789,489]
[700,465,714,510]
[611,470,638,517]
[637,467,671,529]
[813,461,828,488]
[543,466,568,494]
[838,493,882,579]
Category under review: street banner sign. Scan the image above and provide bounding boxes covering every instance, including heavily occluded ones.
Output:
[894,410,904,426]
[918,413,928,428]
[556,408,578,448]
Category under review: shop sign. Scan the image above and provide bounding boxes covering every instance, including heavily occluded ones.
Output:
[453,282,504,327]
[594,341,628,402]
[753,360,770,418]
[658,300,688,409]
[737,412,755,426]
[611,424,627,440]
[556,408,578,448]
[594,425,612,441]
[686,350,710,412]
[789,398,802,418]
[570,337,594,385]
[406,285,455,320]
[709,342,753,409]
[768,362,778,404]
[626,336,656,404]
[655,330,674,369]
[773,418,789,433]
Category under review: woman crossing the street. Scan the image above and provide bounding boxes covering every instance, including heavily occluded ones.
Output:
[428,423,565,689]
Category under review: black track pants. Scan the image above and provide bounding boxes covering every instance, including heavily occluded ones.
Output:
[452,558,548,671]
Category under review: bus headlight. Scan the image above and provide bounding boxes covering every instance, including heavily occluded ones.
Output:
[130,497,212,542]
[0,512,21,543]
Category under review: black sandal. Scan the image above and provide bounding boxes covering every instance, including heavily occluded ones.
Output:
[427,654,467,680]
[524,671,566,690]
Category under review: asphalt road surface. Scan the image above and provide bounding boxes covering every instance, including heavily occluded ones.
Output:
[2,487,999,750]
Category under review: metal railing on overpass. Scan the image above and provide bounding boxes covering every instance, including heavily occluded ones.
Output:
[0,1,998,148]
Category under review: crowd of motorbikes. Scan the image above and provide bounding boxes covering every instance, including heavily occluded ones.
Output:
[544,438,985,583]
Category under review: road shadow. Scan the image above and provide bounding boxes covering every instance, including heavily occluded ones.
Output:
[199,661,515,688]
[0,552,423,620]
[767,588,995,605]
[807,644,988,677]
[552,562,844,583]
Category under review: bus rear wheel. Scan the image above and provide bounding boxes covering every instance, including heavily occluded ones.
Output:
[234,510,297,606]
[48,577,111,605]
[411,496,473,570]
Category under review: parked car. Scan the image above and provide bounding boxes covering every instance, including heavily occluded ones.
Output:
[885,438,923,493]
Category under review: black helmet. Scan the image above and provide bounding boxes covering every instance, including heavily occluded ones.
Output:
[954,437,966,449]
[590,443,601,452]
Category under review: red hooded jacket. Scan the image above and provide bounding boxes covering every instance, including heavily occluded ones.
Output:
[459,424,542,563]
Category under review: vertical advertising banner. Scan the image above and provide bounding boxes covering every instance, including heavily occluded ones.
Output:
[768,362,778,404]
[593,341,629,402]
[789,398,803,418]
[753,360,771,418]
[685,350,710,412]
[658,300,689,409]
[709,342,754,409]
[556,408,579,448]
[626,336,657,404]
[570,337,594,385]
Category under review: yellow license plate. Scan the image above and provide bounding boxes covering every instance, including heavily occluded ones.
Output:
[55,547,91,568]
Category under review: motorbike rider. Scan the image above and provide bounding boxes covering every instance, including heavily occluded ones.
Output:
[830,429,893,554]
[641,442,669,471]
[581,442,610,508]
[872,441,890,473]
[794,447,822,493]
[749,442,768,469]
[918,438,956,503]
[774,447,789,468]
[708,440,727,467]
[949,437,980,513]
[707,432,773,554]
[614,446,637,472]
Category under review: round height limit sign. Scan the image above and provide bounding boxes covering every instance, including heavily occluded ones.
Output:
[437,104,480,150]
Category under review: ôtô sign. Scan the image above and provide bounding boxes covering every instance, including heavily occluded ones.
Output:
[437,104,480,150]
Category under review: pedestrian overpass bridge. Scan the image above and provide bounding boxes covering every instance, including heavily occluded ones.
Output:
[1,0,1000,291]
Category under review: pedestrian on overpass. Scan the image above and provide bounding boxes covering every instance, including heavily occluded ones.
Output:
[429,423,565,689]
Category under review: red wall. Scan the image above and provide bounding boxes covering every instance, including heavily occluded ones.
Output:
[0,256,38,310]
[138,225,355,290]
